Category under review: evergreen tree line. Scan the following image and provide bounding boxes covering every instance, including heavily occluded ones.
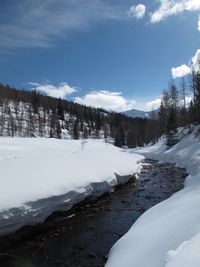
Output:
[159,65,200,148]
[0,83,160,147]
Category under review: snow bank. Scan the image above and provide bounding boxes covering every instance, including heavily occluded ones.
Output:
[133,126,200,177]
[106,126,200,267]
[0,137,143,236]
[165,233,200,267]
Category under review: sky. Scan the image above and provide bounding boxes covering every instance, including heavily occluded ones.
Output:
[0,0,200,111]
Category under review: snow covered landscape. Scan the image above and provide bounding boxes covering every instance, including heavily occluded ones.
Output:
[106,125,200,267]
[1,1,200,266]
[2,124,200,267]
[0,137,143,235]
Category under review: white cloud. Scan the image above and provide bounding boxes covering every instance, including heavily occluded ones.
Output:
[146,98,162,110]
[171,64,192,78]
[74,90,137,112]
[150,0,200,24]
[29,82,77,99]
[74,91,166,112]
[171,48,200,79]
[144,96,191,111]
[198,16,200,31]
[128,4,146,19]
[185,0,200,11]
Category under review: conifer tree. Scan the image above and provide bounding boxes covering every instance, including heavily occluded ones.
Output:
[194,67,200,122]
[73,119,79,140]
[57,98,64,120]
[56,120,62,139]
[159,101,167,134]
[166,108,178,148]
[114,126,125,147]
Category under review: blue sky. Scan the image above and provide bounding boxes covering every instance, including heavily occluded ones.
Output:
[0,0,200,111]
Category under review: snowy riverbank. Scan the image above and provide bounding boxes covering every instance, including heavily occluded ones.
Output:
[106,125,200,267]
[0,138,143,236]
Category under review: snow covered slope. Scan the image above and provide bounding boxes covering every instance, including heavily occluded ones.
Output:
[106,125,200,267]
[0,138,143,236]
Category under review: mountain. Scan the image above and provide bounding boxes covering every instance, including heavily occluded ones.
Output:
[123,108,159,119]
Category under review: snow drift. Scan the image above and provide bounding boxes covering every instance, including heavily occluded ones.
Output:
[0,138,143,236]
[106,126,200,267]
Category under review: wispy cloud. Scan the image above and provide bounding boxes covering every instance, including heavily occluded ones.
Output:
[2,0,200,52]
[150,0,200,24]
[29,82,77,99]
[0,0,125,51]
[128,4,146,19]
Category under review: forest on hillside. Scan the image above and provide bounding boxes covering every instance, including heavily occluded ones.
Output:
[0,83,160,148]
[158,65,200,147]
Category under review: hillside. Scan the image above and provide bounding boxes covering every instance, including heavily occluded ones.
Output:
[0,83,160,147]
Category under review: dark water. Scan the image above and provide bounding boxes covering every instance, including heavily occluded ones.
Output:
[0,159,187,267]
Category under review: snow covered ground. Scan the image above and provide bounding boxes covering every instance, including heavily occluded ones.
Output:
[106,125,200,267]
[0,137,143,236]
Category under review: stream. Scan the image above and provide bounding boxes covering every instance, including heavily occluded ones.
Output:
[0,159,187,267]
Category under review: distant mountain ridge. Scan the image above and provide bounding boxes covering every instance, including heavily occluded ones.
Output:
[123,108,159,119]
